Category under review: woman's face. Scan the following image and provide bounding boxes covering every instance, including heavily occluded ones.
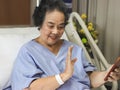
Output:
[40,10,65,46]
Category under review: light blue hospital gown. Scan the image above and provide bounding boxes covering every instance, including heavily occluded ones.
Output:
[5,39,96,90]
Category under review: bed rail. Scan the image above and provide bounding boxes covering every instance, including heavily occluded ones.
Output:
[65,12,118,90]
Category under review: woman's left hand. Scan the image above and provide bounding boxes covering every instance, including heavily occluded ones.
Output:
[106,66,120,82]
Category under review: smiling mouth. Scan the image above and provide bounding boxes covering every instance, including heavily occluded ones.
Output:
[50,36,57,40]
[49,34,56,38]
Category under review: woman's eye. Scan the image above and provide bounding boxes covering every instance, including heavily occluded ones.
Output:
[58,25,65,30]
[48,25,54,28]
[58,26,64,30]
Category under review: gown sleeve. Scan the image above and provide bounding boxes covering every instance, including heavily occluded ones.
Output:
[11,46,44,90]
[81,49,97,72]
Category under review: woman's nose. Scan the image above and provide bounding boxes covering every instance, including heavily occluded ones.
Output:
[52,27,59,34]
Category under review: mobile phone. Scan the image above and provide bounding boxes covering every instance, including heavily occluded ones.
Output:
[104,57,120,81]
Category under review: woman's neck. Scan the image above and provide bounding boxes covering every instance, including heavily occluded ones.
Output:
[35,37,63,55]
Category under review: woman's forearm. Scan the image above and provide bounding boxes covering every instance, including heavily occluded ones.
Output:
[88,71,107,88]
[29,75,61,90]
[29,73,70,90]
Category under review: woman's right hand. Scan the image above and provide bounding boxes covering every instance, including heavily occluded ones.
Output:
[60,46,77,82]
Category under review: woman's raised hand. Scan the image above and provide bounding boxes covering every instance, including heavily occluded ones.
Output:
[60,46,77,82]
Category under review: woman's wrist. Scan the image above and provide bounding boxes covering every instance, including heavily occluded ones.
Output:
[60,73,70,82]
[55,74,64,85]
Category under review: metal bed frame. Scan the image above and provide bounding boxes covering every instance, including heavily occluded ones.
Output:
[65,12,118,90]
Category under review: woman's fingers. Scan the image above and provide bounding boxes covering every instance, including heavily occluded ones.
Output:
[64,46,77,79]
[71,58,77,65]
[107,67,120,82]
[66,45,77,65]
[66,46,74,66]
[67,45,73,60]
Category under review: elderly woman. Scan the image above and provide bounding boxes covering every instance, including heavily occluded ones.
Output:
[6,0,120,90]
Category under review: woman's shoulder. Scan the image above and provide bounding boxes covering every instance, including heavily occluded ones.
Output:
[18,40,37,52]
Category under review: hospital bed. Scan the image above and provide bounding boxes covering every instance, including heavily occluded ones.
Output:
[0,12,118,90]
